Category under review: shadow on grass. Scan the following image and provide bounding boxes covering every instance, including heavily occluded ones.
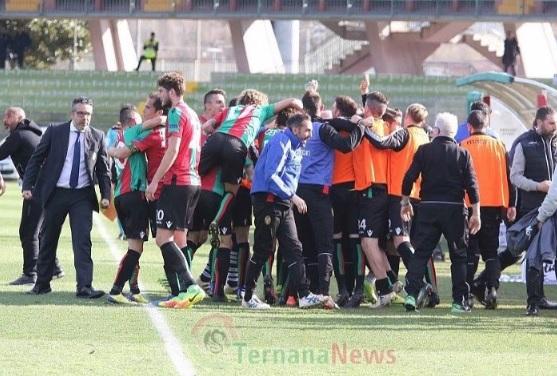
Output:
[173,300,557,334]
[0,290,112,307]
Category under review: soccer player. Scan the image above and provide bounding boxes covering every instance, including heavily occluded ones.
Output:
[105,107,148,304]
[199,89,226,124]
[295,91,364,305]
[223,163,254,297]
[199,89,303,247]
[348,92,396,308]
[402,113,480,313]
[365,103,439,307]
[329,102,361,307]
[145,72,205,309]
[460,110,515,309]
[106,95,167,303]
[242,113,323,309]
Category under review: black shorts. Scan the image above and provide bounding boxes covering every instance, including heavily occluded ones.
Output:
[231,185,253,228]
[191,190,221,232]
[357,185,389,239]
[330,182,359,236]
[115,191,149,241]
[156,185,200,231]
[148,200,158,238]
[388,195,416,237]
[199,132,247,185]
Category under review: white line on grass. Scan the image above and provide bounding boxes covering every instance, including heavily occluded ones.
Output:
[94,214,196,376]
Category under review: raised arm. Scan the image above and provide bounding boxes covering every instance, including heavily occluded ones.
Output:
[273,98,303,113]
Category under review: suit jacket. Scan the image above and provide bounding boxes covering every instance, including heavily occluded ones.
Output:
[22,121,111,211]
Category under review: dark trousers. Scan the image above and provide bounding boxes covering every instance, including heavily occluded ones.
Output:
[406,203,468,304]
[20,198,62,276]
[136,56,156,71]
[475,207,547,300]
[244,195,310,300]
[467,207,502,289]
[36,188,94,289]
[294,184,334,295]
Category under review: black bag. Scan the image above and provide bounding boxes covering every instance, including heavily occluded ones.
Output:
[506,208,539,257]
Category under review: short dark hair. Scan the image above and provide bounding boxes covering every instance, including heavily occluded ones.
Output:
[467,110,486,130]
[334,96,358,117]
[535,106,555,126]
[302,90,321,118]
[203,89,226,104]
[157,71,185,97]
[228,97,238,107]
[276,107,301,128]
[365,91,389,106]
[365,91,388,117]
[286,113,311,130]
[119,104,137,126]
[470,101,491,116]
[72,96,93,108]
[147,92,164,112]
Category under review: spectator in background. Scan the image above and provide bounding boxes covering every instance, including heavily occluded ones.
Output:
[0,32,10,69]
[135,32,159,72]
[11,31,31,69]
[502,30,520,76]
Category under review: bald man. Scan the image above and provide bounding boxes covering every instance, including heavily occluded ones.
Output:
[0,107,64,285]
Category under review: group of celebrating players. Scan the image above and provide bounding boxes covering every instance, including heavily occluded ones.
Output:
[105,71,518,313]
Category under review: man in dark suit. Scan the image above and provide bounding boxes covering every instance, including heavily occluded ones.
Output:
[22,97,111,298]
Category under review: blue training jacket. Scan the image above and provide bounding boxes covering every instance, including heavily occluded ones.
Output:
[251,128,303,200]
[299,121,334,186]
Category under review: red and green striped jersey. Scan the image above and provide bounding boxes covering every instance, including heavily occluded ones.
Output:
[114,125,149,197]
[163,101,201,186]
[132,125,166,200]
[201,166,225,196]
[215,104,275,148]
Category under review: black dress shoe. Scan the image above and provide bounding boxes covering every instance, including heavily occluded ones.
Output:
[26,283,52,295]
[526,304,539,316]
[538,297,557,310]
[76,287,105,299]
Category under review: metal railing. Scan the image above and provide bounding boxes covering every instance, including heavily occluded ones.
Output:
[303,33,368,73]
[1,0,557,20]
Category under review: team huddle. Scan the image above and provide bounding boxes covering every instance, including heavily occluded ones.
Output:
[10,70,557,314]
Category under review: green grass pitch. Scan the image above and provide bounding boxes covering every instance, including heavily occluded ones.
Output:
[1,181,557,375]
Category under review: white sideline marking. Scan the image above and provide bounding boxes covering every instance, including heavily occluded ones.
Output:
[94,215,196,376]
